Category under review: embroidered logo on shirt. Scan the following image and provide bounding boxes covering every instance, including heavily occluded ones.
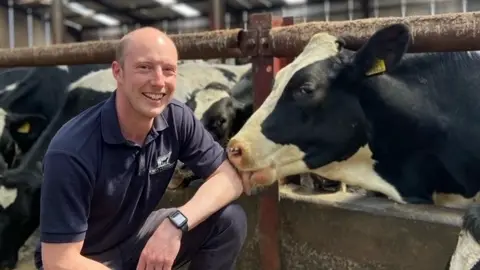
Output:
[150,151,175,174]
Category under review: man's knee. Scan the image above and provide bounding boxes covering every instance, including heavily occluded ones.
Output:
[214,204,248,247]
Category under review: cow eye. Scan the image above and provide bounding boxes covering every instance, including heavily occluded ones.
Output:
[294,85,315,99]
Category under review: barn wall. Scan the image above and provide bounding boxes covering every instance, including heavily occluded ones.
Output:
[0,6,75,48]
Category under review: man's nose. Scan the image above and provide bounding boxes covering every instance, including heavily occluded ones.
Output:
[151,70,166,88]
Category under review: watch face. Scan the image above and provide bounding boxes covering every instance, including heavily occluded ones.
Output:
[171,212,186,225]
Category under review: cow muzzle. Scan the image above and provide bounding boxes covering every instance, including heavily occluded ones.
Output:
[226,137,276,171]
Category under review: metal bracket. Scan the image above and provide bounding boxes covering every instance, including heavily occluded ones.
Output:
[238,13,274,57]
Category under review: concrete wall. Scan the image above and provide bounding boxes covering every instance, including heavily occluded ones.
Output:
[159,185,463,270]
[0,6,75,48]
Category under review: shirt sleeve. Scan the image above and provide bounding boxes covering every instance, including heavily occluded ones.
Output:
[177,104,227,180]
[39,150,94,243]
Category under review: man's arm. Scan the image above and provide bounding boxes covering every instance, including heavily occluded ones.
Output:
[176,104,246,230]
[178,160,244,230]
[40,151,109,270]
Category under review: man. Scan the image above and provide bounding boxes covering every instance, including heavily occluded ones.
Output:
[34,27,251,270]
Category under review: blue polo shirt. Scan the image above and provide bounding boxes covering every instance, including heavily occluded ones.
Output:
[34,91,226,260]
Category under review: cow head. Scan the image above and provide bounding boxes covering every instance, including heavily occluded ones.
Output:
[0,110,47,170]
[226,23,411,191]
[186,82,252,147]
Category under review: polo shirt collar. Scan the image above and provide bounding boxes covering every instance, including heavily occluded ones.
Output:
[101,91,169,145]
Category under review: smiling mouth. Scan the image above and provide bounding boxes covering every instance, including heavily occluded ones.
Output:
[142,93,166,101]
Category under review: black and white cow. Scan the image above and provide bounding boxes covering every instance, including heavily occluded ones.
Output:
[169,69,254,189]
[446,204,480,270]
[0,64,109,169]
[0,61,252,269]
[0,67,32,96]
[226,23,480,209]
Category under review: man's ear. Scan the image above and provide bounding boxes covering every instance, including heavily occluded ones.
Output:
[351,23,411,78]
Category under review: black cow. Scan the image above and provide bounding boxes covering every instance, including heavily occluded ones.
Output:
[0,64,109,170]
[169,73,254,190]
[0,67,32,96]
[226,23,480,209]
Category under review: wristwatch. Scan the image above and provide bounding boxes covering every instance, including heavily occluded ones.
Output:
[168,210,189,233]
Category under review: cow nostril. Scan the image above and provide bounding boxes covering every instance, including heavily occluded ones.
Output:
[228,147,242,157]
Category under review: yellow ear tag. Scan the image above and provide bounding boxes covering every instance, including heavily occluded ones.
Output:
[17,122,30,133]
[365,58,386,76]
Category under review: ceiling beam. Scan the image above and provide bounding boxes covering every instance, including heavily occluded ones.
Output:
[88,0,151,24]
[81,1,296,31]
[64,2,159,20]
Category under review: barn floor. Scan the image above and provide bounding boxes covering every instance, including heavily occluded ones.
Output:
[14,229,38,270]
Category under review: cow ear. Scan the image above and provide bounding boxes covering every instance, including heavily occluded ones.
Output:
[351,23,411,78]
[7,113,48,137]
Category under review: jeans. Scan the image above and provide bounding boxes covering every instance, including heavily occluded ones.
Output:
[35,204,248,270]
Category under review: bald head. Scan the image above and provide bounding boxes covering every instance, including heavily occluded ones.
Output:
[115,27,177,66]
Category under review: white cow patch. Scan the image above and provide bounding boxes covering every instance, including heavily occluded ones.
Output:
[0,186,16,209]
[4,82,17,92]
[192,88,230,120]
[67,69,116,93]
[311,145,405,204]
[176,62,251,102]
[433,192,480,210]
[449,229,480,270]
[56,65,69,72]
[0,108,7,138]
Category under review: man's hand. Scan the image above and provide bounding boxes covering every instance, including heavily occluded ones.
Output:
[136,219,182,270]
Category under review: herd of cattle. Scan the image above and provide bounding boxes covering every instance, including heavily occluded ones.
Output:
[0,22,476,269]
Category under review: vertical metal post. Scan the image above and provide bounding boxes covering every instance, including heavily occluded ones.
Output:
[44,13,51,45]
[51,0,64,44]
[242,11,248,29]
[27,8,34,47]
[360,0,371,18]
[209,0,225,63]
[161,20,168,33]
[8,0,15,48]
[247,13,294,270]
[225,13,231,29]
[324,0,330,21]
[348,0,354,20]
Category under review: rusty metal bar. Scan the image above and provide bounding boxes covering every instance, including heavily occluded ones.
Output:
[251,14,295,270]
[0,11,480,66]
[270,11,480,57]
[0,28,243,66]
[51,0,63,44]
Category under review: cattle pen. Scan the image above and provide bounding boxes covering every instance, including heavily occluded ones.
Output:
[1,10,480,270]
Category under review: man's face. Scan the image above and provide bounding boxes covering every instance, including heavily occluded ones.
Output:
[113,36,178,119]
